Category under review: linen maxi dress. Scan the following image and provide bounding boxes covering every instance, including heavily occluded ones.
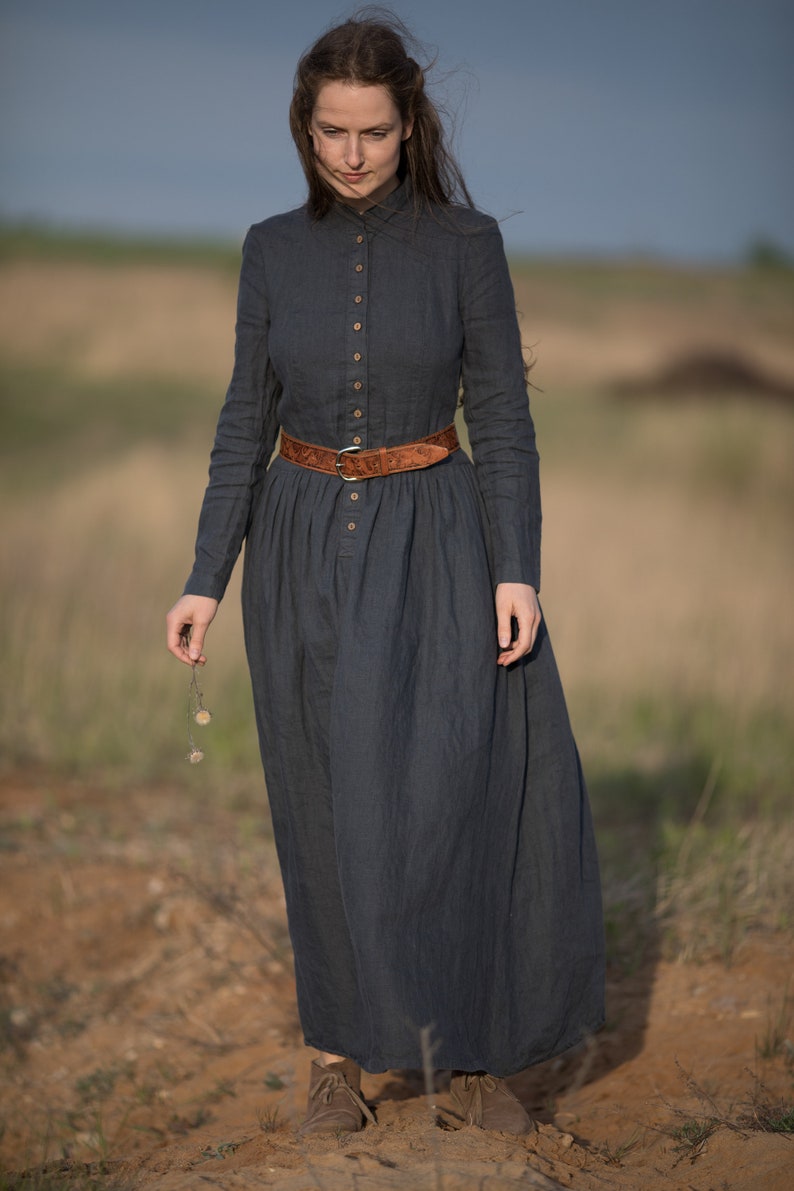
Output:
[184,179,605,1077]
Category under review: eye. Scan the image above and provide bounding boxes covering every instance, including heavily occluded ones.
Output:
[368,130,388,140]
[320,128,340,138]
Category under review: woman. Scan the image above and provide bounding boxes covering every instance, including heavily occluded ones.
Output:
[167,13,604,1137]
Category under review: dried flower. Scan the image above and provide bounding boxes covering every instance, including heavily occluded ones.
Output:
[185,662,213,762]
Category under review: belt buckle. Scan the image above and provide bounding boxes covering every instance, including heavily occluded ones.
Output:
[335,444,362,482]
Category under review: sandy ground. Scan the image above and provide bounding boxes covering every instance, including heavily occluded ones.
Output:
[1,775,791,1191]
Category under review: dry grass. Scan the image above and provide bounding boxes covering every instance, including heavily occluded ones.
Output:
[0,443,256,783]
[0,260,237,386]
[511,259,794,388]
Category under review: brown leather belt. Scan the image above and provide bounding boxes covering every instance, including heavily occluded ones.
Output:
[280,423,459,482]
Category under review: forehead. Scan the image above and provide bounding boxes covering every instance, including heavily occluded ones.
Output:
[312,80,400,126]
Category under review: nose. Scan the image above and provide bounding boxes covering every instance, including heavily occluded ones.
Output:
[345,136,365,169]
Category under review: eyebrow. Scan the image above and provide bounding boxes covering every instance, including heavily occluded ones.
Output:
[313,114,395,132]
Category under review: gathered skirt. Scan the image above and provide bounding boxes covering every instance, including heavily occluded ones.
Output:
[241,450,604,1076]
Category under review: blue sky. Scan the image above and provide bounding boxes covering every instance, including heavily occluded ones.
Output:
[1,0,792,259]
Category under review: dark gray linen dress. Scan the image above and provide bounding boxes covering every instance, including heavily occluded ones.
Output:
[184,180,604,1077]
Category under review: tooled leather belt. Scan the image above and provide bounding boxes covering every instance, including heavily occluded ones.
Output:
[279,423,459,482]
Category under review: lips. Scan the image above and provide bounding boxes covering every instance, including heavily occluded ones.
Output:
[341,173,368,183]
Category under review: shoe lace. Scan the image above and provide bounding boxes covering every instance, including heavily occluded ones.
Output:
[310,1070,377,1125]
[461,1073,501,1126]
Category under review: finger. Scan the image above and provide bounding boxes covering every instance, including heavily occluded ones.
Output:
[187,621,210,664]
[166,614,205,666]
[497,629,526,665]
[496,604,514,651]
[166,615,190,661]
[497,609,540,666]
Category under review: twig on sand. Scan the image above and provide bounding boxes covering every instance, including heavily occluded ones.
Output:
[419,1024,444,1191]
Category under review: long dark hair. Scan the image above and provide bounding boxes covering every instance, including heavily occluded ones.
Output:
[289,9,473,218]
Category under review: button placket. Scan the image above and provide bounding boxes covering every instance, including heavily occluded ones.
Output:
[340,225,369,556]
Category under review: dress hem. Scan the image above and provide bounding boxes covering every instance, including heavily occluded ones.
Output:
[302,1013,606,1078]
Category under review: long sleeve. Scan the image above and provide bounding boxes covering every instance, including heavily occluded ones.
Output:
[460,220,541,590]
[183,227,282,600]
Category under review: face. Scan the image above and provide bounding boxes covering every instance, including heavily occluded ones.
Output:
[309,80,413,211]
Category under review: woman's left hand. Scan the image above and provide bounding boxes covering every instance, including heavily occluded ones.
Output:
[495,582,541,666]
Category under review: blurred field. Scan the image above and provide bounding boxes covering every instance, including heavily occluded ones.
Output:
[2,232,792,801]
[1,229,793,1183]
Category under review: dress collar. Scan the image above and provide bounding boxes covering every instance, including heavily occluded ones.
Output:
[330,175,415,230]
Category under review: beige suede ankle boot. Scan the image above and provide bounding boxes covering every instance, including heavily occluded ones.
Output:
[298,1058,376,1135]
[450,1071,536,1134]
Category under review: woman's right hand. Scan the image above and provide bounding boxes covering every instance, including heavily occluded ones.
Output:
[166,595,219,666]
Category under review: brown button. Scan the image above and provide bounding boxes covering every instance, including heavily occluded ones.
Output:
[353,322,362,331]
[356,235,364,244]
[353,380,362,391]
[354,295,363,304]
[355,263,363,273]
[347,522,356,531]
[353,409,363,418]
[352,435,362,445]
[353,352,362,362]
[350,491,359,501]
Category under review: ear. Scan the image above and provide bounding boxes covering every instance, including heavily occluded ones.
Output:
[401,117,414,141]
